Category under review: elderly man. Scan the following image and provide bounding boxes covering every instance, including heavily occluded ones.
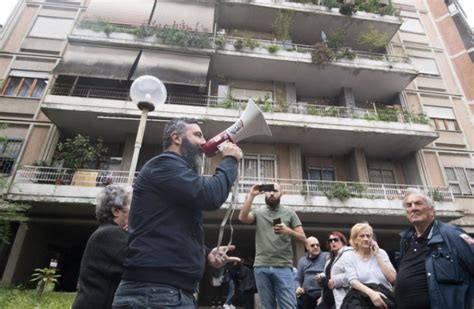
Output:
[395,189,474,309]
[239,182,306,309]
[295,236,329,309]
[73,185,131,309]
[113,117,242,308]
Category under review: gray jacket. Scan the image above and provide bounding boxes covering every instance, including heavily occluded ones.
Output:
[295,251,329,298]
[324,246,353,309]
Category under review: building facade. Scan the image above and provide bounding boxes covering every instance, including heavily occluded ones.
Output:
[0,0,472,304]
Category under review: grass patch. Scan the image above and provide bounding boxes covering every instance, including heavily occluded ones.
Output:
[0,286,75,308]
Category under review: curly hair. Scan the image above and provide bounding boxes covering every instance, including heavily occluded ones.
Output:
[162,117,199,150]
[349,222,373,252]
[95,185,132,223]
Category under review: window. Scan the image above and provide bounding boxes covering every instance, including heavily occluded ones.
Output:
[308,167,335,181]
[445,167,474,196]
[400,18,425,34]
[0,139,23,174]
[411,58,440,76]
[369,169,396,184]
[424,106,460,131]
[240,154,276,180]
[2,71,48,98]
[29,16,75,39]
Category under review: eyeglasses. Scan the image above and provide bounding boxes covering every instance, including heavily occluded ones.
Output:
[328,238,340,243]
[309,243,320,248]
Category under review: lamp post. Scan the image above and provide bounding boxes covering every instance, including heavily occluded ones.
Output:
[127,75,167,185]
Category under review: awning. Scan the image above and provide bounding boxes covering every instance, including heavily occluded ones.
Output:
[84,0,154,26]
[132,51,210,87]
[53,45,139,80]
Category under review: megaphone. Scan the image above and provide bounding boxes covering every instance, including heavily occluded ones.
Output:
[202,99,272,157]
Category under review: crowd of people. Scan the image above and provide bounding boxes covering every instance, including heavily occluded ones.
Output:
[70,117,473,309]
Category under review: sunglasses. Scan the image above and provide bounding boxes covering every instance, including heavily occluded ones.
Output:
[309,243,320,248]
[328,238,340,243]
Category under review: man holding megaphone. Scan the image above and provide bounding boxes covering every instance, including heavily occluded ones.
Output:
[113,117,242,309]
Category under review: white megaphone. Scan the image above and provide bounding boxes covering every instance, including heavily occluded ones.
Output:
[202,99,272,157]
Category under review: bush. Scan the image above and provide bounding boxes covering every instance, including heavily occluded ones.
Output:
[311,43,335,65]
[267,44,279,54]
[0,286,75,308]
[233,39,244,50]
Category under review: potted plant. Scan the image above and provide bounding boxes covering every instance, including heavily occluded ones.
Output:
[53,134,107,185]
[272,10,294,46]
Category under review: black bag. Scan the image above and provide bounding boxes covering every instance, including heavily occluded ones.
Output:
[340,283,396,309]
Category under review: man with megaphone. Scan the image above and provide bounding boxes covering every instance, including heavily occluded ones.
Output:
[113,117,242,309]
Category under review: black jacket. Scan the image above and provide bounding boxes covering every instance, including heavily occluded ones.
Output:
[123,151,238,291]
[73,222,128,309]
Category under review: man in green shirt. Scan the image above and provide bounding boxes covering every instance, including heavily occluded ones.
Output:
[239,182,306,309]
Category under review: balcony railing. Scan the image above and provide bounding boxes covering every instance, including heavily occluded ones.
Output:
[14,166,454,201]
[218,36,411,64]
[47,85,430,125]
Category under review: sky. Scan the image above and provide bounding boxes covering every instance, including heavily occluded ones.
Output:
[0,0,19,26]
[458,0,474,28]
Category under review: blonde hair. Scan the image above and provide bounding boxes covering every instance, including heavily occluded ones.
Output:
[349,222,373,251]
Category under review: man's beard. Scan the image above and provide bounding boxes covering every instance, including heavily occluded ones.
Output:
[181,137,203,174]
[265,196,280,209]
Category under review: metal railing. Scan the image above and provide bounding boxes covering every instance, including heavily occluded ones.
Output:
[219,36,411,63]
[14,166,454,201]
[48,86,426,124]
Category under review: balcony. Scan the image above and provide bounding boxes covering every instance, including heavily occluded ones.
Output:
[213,36,417,102]
[7,166,461,224]
[217,0,402,50]
[43,85,438,157]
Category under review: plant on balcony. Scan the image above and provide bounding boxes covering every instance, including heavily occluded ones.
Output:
[244,37,260,50]
[221,93,237,109]
[307,105,319,115]
[349,183,367,198]
[215,35,227,49]
[157,21,211,48]
[327,28,347,49]
[325,183,352,201]
[403,110,430,124]
[358,26,390,52]
[339,2,357,16]
[377,107,399,122]
[428,188,444,202]
[272,10,295,42]
[256,94,272,112]
[54,134,107,170]
[233,38,244,50]
[335,47,356,60]
[323,106,339,117]
[267,44,279,54]
[321,0,339,10]
[134,22,156,39]
[311,43,335,65]
[356,0,400,16]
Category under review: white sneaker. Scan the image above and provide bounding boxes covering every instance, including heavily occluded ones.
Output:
[223,305,230,309]
[229,305,236,309]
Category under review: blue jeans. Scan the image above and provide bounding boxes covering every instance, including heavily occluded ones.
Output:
[254,266,297,309]
[225,280,235,305]
[112,280,196,308]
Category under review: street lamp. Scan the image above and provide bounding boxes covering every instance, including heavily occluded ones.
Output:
[127,75,167,185]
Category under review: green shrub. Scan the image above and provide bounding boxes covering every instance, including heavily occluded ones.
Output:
[233,38,244,50]
[244,37,260,49]
[0,286,75,308]
[311,43,335,65]
[267,44,279,54]
[325,183,351,201]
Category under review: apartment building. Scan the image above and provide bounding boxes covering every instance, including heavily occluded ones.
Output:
[0,0,472,304]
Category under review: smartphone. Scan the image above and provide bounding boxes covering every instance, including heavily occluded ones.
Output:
[259,184,275,192]
[273,218,281,226]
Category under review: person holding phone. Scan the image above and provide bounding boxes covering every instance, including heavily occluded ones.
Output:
[340,223,396,309]
[239,182,306,309]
